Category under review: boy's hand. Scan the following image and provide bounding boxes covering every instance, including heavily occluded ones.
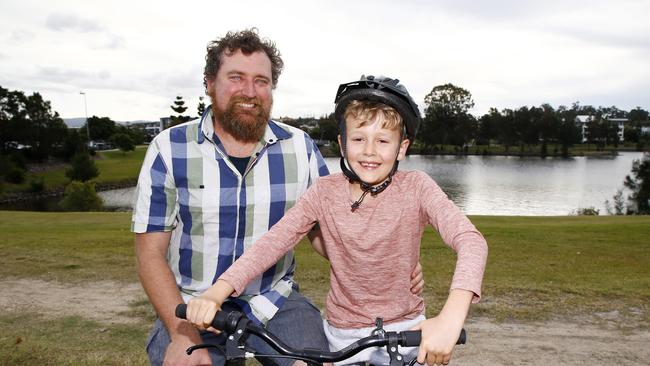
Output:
[412,316,462,366]
[410,262,424,295]
[186,297,222,334]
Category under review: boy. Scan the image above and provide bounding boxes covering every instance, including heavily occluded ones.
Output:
[186,75,488,366]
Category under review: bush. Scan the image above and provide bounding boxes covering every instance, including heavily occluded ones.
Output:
[572,207,600,216]
[4,165,26,184]
[65,151,99,182]
[111,133,135,153]
[29,177,46,193]
[59,181,104,211]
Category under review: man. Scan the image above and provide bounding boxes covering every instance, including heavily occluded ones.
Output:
[132,29,423,366]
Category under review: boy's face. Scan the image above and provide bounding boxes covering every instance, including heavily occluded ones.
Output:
[339,116,410,185]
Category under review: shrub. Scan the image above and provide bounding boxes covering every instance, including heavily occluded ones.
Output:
[572,207,600,216]
[59,181,104,211]
[4,165,26,184]
[29,177,46,193]
[65,151,99,182]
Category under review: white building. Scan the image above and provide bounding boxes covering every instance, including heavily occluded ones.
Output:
[575,115,626,143]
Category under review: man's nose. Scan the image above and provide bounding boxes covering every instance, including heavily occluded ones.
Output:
[241,79,256,98]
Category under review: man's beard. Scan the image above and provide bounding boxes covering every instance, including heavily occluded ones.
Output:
[211,94,271,143]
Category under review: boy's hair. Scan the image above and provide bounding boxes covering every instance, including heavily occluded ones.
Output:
[344,100,404,134]
[203,28,284,93]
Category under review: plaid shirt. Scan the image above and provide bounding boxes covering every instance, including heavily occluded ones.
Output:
[132,107,329,325]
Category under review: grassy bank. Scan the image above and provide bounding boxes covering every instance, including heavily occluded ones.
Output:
[2,146,148,194]
[1,212,649,364]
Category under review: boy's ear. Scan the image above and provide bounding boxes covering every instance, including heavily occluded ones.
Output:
[338,134,344,156]
[397,138,410,161]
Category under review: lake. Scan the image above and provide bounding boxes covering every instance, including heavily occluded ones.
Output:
[96,152,646,216]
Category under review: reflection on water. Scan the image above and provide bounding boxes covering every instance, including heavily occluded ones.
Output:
[325,152,645,216]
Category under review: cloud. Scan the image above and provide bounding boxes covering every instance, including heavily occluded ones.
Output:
[45,13,105,33]
[9,30,35,42]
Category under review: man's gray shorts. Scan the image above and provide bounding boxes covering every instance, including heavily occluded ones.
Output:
[146,290,328,366]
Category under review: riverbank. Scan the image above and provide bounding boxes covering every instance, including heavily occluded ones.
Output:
[2,144,647,206]
[1,212,648,364]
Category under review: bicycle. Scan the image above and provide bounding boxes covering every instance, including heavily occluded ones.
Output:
[175,304,466,366]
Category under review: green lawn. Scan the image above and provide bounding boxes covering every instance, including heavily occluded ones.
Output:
[1,212,649,364]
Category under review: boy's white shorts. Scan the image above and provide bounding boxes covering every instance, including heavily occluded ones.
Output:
[323,314,426,366]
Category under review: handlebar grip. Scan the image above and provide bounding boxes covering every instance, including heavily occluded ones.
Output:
[458,328,466,345]
[175,303,187,319]
[400,329,467,347]
[175,304,243,333]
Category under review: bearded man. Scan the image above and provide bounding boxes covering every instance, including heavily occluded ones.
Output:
[132,29,423,366]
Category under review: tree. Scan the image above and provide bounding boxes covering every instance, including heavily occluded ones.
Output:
[420,83,475,150]
[556,106,581,157]
[317,113,338,142]
[65,150,99,182]
[629,107,649,123]
[197,96,206,117]
[59,181,103,211]
[83,116,116,141]
[1,87,68,161]
[477,108,499,147]
[624,154,650,214]
[170,95,190,126]
[111,133,135,153]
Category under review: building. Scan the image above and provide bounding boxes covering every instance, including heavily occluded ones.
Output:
[120,120,164,139]
[575,115,626,143]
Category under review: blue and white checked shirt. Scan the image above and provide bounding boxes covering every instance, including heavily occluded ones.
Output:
[132,107,329,324]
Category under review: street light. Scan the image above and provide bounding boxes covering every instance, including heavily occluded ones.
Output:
[80,91,90,144]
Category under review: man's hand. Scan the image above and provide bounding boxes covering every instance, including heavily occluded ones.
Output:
[410,262,424,295]
[163,327,212,366]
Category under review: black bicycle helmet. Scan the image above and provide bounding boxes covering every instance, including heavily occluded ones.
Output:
[334,75,421,141]
[334,75,421,211]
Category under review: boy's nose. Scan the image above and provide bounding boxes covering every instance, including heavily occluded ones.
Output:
[362,141,376,155]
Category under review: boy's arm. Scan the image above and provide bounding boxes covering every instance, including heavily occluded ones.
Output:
[413,289,474,366]
[185,280,235,332]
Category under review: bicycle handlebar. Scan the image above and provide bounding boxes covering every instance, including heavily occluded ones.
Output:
[175,304,466,364]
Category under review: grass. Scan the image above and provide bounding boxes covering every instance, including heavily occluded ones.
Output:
[0,313,149,365]
[1,211,649,364]
[2,146,148,194]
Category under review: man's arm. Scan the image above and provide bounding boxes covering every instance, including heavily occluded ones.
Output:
[136,232,211,365]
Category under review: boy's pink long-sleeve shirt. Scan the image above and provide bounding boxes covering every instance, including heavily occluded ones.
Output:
[220,171,488,329]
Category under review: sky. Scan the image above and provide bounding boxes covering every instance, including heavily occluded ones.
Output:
[1,0,649,122]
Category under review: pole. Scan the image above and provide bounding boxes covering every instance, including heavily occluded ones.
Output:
[80,92,90,145]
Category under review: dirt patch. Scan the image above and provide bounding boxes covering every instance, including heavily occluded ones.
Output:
[0,278,145,324]
[453,318,650,365]
[1,278,648,365]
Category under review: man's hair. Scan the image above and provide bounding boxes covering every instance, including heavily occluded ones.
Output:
[344,100,404,132]
[203,28,284,93]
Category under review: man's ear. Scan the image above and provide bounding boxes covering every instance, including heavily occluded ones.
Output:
[397,138,410,161]
[206,78,216,94]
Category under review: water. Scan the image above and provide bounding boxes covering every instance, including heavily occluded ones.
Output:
[324,152,646,216]
[4,152,645,216]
